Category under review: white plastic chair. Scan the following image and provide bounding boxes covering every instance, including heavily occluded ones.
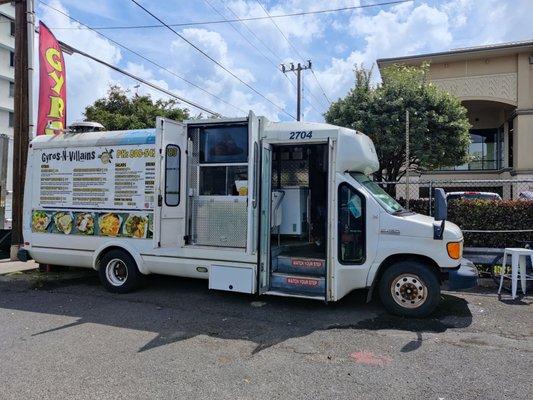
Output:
[498,248,533,299]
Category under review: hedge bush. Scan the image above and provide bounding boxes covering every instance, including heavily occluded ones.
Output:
[397,199,533,248]
[447,200,533,248]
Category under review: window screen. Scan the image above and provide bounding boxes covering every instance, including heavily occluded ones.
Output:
[338,184,365,264]
[164,145,180,206]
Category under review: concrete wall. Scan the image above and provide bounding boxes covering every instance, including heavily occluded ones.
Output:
[429,55,517,79]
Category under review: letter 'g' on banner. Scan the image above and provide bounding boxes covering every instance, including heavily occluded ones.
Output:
[37,22,66,136]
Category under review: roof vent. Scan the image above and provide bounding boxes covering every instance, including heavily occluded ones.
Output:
[68,121,105,133]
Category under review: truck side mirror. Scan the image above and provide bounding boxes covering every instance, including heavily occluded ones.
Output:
[434,188,447,221]
[433,188,447,240]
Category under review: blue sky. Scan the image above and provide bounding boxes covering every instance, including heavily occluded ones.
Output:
[35,0,533,124]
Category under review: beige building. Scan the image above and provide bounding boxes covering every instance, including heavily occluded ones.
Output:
[377,40,533,198]
[0,2,14,223]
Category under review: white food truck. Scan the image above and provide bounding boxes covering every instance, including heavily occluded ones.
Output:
[19,112,475,317]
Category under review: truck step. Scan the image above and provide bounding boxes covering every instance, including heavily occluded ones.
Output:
[273,255,326,276]
[270,273,325,296]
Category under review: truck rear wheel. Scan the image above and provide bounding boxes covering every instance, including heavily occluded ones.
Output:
[98,249,143,294]
[378,260,440,318]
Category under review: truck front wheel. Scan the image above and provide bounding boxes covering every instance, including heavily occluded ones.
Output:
[98,249,143,294]
[378,260,440,318]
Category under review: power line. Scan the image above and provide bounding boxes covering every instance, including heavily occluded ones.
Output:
[38,0,246,115]
[57,40,222,116]
[203,0,279,75]
[48,1,413,31]
[206,0,323,115]
[254,0,332,106]
[310,69,332,105]
[129,0,295,120]
[222,2,292,76]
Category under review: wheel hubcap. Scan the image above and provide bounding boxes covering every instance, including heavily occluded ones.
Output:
[105,259,128,286]
[390,273,427,309]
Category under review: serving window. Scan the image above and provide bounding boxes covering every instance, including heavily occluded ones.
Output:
[197,125,249,196]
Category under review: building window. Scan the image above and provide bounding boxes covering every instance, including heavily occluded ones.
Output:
[8,112,14,128]
[441,128,503,171]
[9,81,14,98]
[10,20,15,37]
[508,119,513,169]
[9,51,14,67]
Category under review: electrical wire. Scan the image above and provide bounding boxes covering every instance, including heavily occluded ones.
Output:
[206,0,323,116]
[58,40,222,116]
[48,1,413,31]
[203,0,280,75]
[38,0,246,115]
[254,0,332,106]
[129,0,295,120]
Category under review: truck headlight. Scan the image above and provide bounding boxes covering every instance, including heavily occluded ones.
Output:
[447,241,462,260]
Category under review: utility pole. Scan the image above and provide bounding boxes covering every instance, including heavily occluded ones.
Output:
[8,0,34,260]
[405,110,410,211]
[281,60,311,121]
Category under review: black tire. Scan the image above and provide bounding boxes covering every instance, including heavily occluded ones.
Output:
[378,260,441,318]
[98,249,143,294]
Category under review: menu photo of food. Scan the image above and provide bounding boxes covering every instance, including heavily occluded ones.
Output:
[52,211,74,235]
[74,212,95,235]
[122,213,149,239]
[98,213,123,237]
[31,210,52,233]
[147,214,154,239]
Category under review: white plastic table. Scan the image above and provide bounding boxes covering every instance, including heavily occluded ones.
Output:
[498,248,533,299]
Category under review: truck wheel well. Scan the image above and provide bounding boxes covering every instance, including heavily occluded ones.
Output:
[374,254,442,286]
[95,246,132,270]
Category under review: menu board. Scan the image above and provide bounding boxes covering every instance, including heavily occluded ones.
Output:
[35,144,156,211]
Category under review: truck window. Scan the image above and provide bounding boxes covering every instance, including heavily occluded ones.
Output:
[338,183,365,264]
[165,145,180,206]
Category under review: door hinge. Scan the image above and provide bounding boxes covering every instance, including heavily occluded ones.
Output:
[158,194,163,207]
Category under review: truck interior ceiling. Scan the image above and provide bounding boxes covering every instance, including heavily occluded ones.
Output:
[269,143,328,296]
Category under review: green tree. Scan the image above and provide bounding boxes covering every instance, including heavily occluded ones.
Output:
[84,85,190,130]
[325,64,471,189]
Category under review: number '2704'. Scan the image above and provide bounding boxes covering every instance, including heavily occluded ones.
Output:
[288,131,313,140]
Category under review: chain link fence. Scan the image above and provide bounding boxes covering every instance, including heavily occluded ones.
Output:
[376,178,533,253]
[377,178,533,215]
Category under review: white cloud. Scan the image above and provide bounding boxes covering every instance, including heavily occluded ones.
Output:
[33,0,533,124]
[35,0,123,127]
[168,27,288,119]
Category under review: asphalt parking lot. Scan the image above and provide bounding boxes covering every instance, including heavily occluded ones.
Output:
[0,269,531,400]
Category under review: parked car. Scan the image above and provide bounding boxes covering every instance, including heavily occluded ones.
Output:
[518,191,533,201]
[446,191,502,201]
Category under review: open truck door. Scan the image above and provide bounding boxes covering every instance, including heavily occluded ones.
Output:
[154,117,187,248]
[258,141,272,294]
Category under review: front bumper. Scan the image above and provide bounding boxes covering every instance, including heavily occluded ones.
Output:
[441,258,478,291]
